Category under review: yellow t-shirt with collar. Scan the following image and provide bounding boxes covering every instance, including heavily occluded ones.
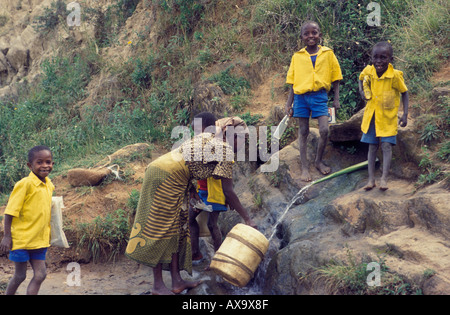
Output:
[286,45,343,95]
[360,64,408,137]
[4,172,55,250]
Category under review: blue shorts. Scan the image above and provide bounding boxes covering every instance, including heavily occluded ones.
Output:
[293,90,329,118]
[9,248,48,262]
[198,190,227,212]
[361,117,397,145]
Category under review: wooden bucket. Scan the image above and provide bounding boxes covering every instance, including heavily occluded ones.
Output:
[210,223,269,287]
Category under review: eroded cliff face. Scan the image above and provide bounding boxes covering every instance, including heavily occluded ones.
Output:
[0,0,151,96]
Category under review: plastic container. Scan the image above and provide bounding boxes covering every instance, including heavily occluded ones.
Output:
[210,223,269,287]
[272,115,289,140]
[328,107,336,124]
[363,75,372,100]
[197,211,210,237]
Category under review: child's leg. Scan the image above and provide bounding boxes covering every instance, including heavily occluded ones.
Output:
[27,259,47,295]
[5,261,27,295]
[380,142,392,190]
[188,208,202,260]
[207,212,222,251]
[298,117,311,181]
[315,115,331,175]
[364,144,378,190]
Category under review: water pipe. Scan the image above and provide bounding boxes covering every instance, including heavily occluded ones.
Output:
[312,158,378,185]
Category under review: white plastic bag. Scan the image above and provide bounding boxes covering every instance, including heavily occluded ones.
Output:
[50,196,70,248]
[272,115,289,140]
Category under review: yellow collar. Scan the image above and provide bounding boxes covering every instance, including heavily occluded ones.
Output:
[298,45,332,55]
[28,171,50,186]
[370,63,395,79]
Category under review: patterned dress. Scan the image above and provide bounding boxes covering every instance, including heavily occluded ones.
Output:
[125,133,234,274]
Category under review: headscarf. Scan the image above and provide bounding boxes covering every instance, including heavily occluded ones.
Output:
[215,116,249,138]
[177,116,248,180]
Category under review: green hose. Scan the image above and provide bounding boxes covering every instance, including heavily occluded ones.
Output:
[312,159,377,185]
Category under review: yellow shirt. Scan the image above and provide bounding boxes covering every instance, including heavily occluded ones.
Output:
[4,172,55,250]
[286,45,343,95]
[360,64,408,137]
[206,177,226,205]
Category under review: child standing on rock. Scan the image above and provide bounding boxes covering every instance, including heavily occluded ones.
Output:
[358,41,409,191]
[285,20,343,181]
[0,146,55,295]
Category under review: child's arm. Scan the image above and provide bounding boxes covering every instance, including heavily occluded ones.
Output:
[0,214,13,253]
[285,86,294,117]
[399,91,409,127]
[358,80,366,100]
[221,178,257,229]
[332,80,340,110]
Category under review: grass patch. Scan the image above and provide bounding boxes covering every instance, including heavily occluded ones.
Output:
[75,209,130,263]
[302,249,423,295]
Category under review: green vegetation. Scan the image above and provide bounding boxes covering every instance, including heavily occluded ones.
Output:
[302,249,423,295]
[33,0,67,33]
[75,208,130,263]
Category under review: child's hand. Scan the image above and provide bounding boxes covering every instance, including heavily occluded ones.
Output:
[285,106,293,117]
[0,236,12,253]
[399,114,408,127]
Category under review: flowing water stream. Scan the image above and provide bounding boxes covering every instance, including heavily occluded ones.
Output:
[267,183,313,242]
[190,163,369,295]
[223,165,369,295]
[224,182,316,295]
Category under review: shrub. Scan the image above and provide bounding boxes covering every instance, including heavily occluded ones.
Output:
[308,249,422,295]
[131,55,156,88]
[76,209,130,263]
[209,66,250,95]
[33,0,67,34]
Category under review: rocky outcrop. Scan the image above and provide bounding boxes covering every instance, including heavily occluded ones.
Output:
[256,142,450,295]
[213,124,450,294]
[0,0,51,96]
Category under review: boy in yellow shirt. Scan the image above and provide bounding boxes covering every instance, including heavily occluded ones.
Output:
[285,21,342,181]
[0,145,55,295]
[358,41,409,191]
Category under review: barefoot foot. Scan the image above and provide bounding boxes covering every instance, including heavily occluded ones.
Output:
[300,168,312,182]
[152,285,175,295]
[379,178,389,191]
[172,280,203,294]
[315,161,331,175]
[363,180,376,191]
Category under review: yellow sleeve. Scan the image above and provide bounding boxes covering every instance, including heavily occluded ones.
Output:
[359,65,372,81]
[330,52,343,82]
[4,180,27,217]
[286,55,295,85]
[393,70,408,93]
